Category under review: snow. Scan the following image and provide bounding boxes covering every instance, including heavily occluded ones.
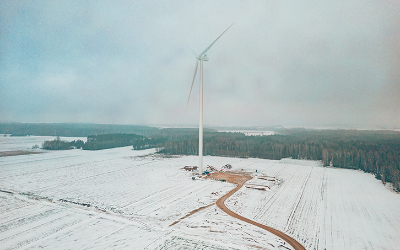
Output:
[225,158,400,250]
[1,136,399,249]
[0,135,86,151]
[0,192,166,250]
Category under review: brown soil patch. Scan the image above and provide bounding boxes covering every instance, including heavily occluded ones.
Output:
[205,171,253,185]
[0,151,43,157]
[169,171,252,227]
[169,203,215,226]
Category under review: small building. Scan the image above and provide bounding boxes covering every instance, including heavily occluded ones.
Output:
[257,176,277,181]
[183,166,198,171]
[244,185,270,191]
[222,164,232,169]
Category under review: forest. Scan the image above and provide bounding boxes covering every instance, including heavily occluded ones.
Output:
[43,133,164,151]
[0,122,158,137]
[159,129,400,191]
[83,133,165,150]
[32,125,400,192]
[42,136,73,150]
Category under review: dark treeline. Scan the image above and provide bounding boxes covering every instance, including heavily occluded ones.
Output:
[78,128,219,151]
[43,133,165,150]
[77,129,211,150]
[43,137,85,150]
[0,123,158,137]
[148,127,217,140]
[41,129,216,151]
[160,129,400,191]
[42,137,73,150]
[83,133,165,150]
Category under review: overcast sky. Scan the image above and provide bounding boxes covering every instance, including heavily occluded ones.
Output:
[1,0,399,129]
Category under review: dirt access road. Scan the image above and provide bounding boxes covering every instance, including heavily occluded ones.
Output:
[210,172,306,250]
[0,150,43,157]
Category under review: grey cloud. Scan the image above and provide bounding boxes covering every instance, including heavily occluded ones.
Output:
[1,0,399,128]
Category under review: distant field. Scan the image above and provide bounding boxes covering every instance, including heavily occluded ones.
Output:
[0,136,399,249]
[218,130,275,136]
[0,135,86,151]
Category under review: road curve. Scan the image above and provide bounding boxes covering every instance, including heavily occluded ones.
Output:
[215,175,306,250]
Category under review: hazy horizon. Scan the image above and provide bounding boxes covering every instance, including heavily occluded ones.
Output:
[2,121,400,132]
[1,1,399,129]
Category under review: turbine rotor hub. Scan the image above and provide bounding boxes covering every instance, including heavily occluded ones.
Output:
[200,55,209,61]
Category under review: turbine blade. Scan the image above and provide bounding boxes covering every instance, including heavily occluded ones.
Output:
[198,23,234,57]
[187,45,198,58]
[186,59,199,111]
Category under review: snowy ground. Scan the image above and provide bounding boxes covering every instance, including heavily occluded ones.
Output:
[0,135,86,151]
[1,136,399,249]
[225,158,400,250]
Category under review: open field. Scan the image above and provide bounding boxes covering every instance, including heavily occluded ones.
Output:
[225,159,400,249]
[0,151,43,157]
[0,136,399,249]
[0,135,86,152]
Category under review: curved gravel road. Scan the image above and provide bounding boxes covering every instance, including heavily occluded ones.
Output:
[213,172,306,250]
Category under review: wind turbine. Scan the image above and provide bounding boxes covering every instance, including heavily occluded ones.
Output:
[186,24,233,174]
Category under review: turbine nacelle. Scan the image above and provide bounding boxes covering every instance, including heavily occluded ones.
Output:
[195,54,209,61]
[198,54,209,61]
[186,24,233,111]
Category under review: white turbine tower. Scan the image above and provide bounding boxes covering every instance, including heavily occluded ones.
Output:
[186,24,233,174]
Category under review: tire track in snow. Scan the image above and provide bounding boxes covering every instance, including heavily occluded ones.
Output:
[34,159,163,193]
[252,164,302,223]
[215,173,306,250]
[284,167,313,232]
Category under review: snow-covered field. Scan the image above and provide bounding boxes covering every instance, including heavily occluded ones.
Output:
[225,159,400,249]
[1,136,399,249]
[0,135,86,151]
[218,130,275,136]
